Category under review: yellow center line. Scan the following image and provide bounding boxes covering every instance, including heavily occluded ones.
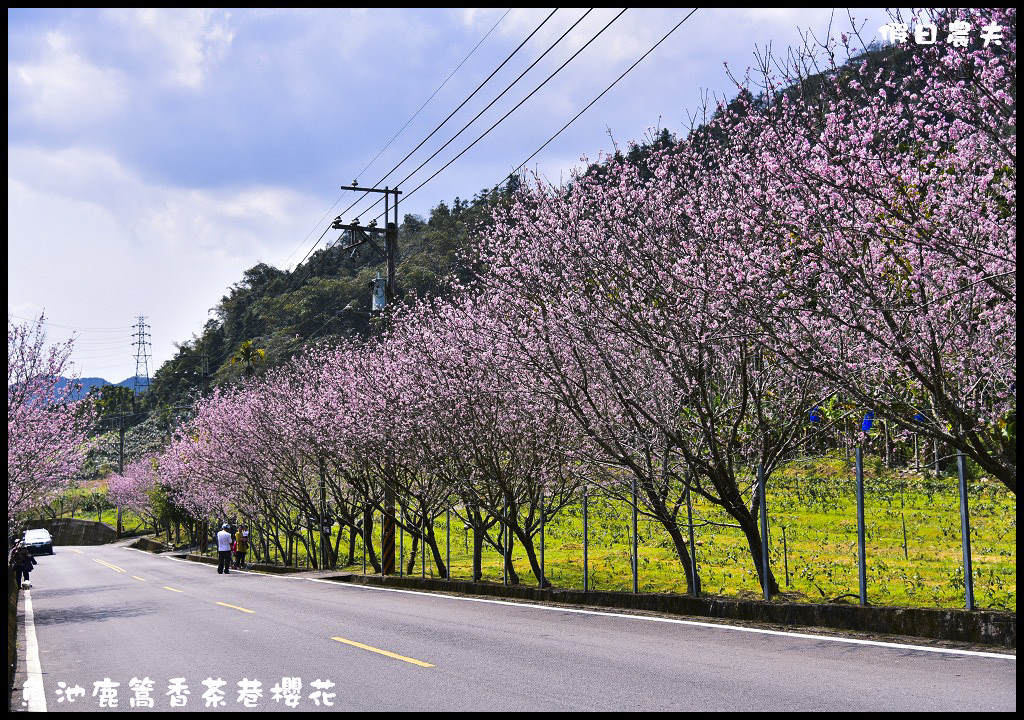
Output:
[216,602,255,614]
[131,576,146,582]
[70,549,83,554]
[93,558,126,573]
[331,637,434,668]
[163,586,183,593]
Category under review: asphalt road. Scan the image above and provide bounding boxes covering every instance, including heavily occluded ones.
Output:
[11,543,1016,712]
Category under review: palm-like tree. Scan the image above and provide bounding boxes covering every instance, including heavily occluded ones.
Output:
[230,340,266,377]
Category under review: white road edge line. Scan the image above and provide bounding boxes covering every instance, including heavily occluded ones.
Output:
[157,552,305,579]
[23,590,48,712]
[134,547,1013,660]
[306,580,1017,661]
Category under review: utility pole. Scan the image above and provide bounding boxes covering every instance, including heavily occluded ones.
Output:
[116,413,125,538]
[198,353,210,395]
[332,182,401,575]
[333,183,401,308]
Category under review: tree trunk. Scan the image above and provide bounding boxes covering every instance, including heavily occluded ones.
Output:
[363,505,381,573]
[510,522,549,588]
[501,525,520,585]
[472,525,484,581]
[347,524,357,566]
[330,526,342,569]
[425,522,448,578]
[739,512,779,595]
[662,518,698,595]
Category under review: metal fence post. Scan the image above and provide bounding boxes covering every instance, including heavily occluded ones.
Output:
[503,497,508,586]
[957,452,975,611]
[632,474,638,594]
[583,487,589,593]
[540,501,545,588]
[782,525,790,587]
[759,463,770,601]
[855,447,867,605]
[685,480,698,597]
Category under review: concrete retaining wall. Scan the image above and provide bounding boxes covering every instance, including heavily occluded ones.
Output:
[328,574,1016,649]
[7,567,18,700]
[130,537,171,553]
[24,519,117,546]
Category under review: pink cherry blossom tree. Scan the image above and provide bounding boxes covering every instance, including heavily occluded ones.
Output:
[711,6,1015,490]
[8,314,94,522]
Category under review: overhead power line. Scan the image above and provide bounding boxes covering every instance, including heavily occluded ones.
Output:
[290,8,561,287]
[7,313,133,333]
[337,9,559,221]
[280,8,517,272]
[359,9,699,281]
[353,8,513,185]
[512,8,699,176]
[218,10,700,365]
[350,7,597,224]
[365,8,630,221]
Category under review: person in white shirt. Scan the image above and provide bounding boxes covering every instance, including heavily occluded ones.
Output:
[217,524,233,574]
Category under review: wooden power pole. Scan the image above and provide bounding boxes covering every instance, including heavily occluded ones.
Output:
[332,183,401,575]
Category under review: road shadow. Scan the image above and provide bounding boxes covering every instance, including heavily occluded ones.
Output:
[31,596,155,627]
[26,584,126,600]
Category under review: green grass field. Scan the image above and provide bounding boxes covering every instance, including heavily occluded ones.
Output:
[178,454,1017,613]
[332,456,1016,612]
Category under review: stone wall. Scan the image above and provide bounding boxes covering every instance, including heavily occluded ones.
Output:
[23,519,117,546]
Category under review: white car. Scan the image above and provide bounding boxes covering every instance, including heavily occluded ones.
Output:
[23,528,54,555]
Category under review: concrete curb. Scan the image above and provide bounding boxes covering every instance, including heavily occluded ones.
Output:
[327,574,1016,649]
[158,549,1014,648]
[178,554,305,574]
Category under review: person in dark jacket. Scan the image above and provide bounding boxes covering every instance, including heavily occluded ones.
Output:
[12,543,37,588]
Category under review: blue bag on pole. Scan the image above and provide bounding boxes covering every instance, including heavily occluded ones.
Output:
[861,411,875,434]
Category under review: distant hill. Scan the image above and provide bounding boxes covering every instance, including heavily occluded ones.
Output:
[53,376,149,401]
[54,376,109,400]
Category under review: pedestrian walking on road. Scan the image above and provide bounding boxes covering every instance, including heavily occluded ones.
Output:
[233,525,249,569]
[217,523,233,574]
[12,543,37,589]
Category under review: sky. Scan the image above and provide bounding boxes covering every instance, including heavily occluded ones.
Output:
[8,7,896,382]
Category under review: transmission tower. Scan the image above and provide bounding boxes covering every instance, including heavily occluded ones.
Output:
[131,315,152,399]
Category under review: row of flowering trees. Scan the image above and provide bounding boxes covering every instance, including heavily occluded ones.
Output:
[118,9,1013,593]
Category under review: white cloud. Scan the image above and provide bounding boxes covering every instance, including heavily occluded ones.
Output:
[7,31,127,129]
[107,8,235,89]
[8,144,329,376]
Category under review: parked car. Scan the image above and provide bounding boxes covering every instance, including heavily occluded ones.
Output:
[23,528,54,555]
